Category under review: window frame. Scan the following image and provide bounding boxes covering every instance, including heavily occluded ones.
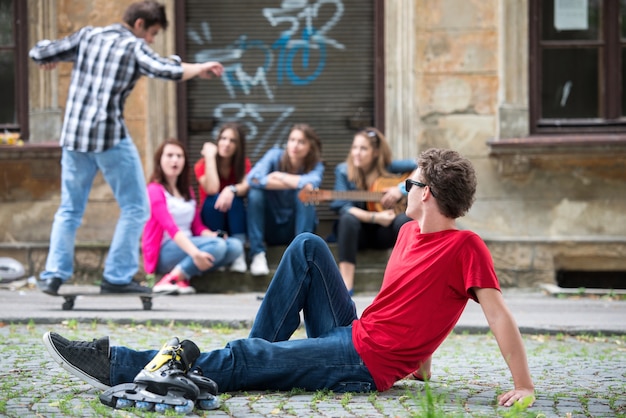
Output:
[529,0,624,135]
[0,0,28,139]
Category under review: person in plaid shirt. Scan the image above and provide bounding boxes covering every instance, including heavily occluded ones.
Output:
[30,0,224,295]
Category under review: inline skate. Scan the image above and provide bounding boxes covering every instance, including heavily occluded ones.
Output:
[99,337,219,413]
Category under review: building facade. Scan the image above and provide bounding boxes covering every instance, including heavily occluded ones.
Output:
[1,0,625,287]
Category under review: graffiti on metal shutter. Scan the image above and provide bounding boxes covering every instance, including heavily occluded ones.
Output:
[187,0,346,155]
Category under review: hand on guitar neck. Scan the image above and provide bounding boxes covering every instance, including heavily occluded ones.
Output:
[298,173,411,214]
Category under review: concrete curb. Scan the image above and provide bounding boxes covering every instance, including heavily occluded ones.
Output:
[1,286,625,335]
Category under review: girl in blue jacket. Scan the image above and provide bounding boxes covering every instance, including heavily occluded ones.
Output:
[246,124,324,276]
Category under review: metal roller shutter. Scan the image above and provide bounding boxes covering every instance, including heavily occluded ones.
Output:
[183,0,375,221]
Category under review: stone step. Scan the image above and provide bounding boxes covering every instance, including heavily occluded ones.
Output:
[0,240,391,294]
[191,244,390,294]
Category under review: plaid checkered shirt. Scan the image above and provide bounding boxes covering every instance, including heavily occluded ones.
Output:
[29,23,183,152]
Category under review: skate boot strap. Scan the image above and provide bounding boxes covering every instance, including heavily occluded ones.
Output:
[179,339,201,369]
[143,337,201,373]
[144,337,184,373]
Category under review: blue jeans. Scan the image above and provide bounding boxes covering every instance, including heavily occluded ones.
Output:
[110,233,377,392]
[200,195,247,239]
[247,188,317,258]
[40,139,149,285]
[156,236,243,278]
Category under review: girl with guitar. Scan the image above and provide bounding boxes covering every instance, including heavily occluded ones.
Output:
[329,127,417,294]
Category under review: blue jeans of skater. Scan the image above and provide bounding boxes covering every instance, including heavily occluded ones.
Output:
[246,187,318,258]
[40,139,149,285]
[110,233,377,392]
[156,236,243,277]
[200,195,247,244]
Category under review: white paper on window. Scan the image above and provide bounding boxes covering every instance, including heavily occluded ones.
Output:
[554,0,588,31]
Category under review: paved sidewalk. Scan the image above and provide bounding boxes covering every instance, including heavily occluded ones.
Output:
[0,285,625,335]
[0,285,625,417]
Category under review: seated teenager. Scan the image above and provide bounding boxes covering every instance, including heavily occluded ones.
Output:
[245,123,324,276]
[194,123,251,273]
[144,139,243,294]
[330,127,417,294]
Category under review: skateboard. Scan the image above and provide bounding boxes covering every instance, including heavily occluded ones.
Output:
[44,286,163,311]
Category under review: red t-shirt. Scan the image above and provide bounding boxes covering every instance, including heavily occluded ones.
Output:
[194,157,252,208]
[352,221,500,391]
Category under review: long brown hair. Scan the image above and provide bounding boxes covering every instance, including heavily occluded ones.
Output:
[148,138,192,200]
[215,122,247,182]
[346,127,392,190]
[279,123,322,173]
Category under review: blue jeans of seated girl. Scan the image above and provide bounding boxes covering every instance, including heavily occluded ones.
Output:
[200,194,247,240]
[156,236,243,278]
[110,233,377,392]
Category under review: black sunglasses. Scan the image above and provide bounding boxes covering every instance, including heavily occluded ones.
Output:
[405,178,437,197]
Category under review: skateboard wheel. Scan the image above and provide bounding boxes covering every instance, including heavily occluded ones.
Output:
[141,297,152,310]
[62,300,74,310]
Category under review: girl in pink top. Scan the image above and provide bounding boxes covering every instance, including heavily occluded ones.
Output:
[143,139,243,294]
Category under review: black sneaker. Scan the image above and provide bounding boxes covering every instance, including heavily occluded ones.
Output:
[42,332,111,390]
[37,277,62,295]
[100,280,151,294]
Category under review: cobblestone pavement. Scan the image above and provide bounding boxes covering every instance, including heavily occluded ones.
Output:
[1,323,624,417]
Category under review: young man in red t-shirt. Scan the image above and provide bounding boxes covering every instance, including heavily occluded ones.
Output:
[43,149,535,409]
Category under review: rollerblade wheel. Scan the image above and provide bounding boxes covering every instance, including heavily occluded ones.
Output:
[154,403,173,413]
[198,395,220,410]
[174,399,195,414]
[134,401,155,411]
[115,398,134,409]
[153,399,194,414]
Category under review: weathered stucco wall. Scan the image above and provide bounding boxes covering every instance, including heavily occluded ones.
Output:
[0,0,144,244]
[1,0,175,246]
[408,0,626,284]
[2,0,625,287]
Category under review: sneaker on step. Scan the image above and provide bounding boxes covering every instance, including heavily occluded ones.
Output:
[42,332,111,390]
[229,253,247,273]
[176,279,196,295]
[250,252,270,276]
[152,272,179,294]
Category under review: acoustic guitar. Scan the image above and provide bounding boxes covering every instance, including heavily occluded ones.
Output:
[298,173,411,213]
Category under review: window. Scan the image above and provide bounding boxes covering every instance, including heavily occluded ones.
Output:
[530,0,626,135]
[0,0,27,140]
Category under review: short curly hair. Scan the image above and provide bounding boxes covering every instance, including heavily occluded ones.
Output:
[123,1,168,30]
[418,148,477,219]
